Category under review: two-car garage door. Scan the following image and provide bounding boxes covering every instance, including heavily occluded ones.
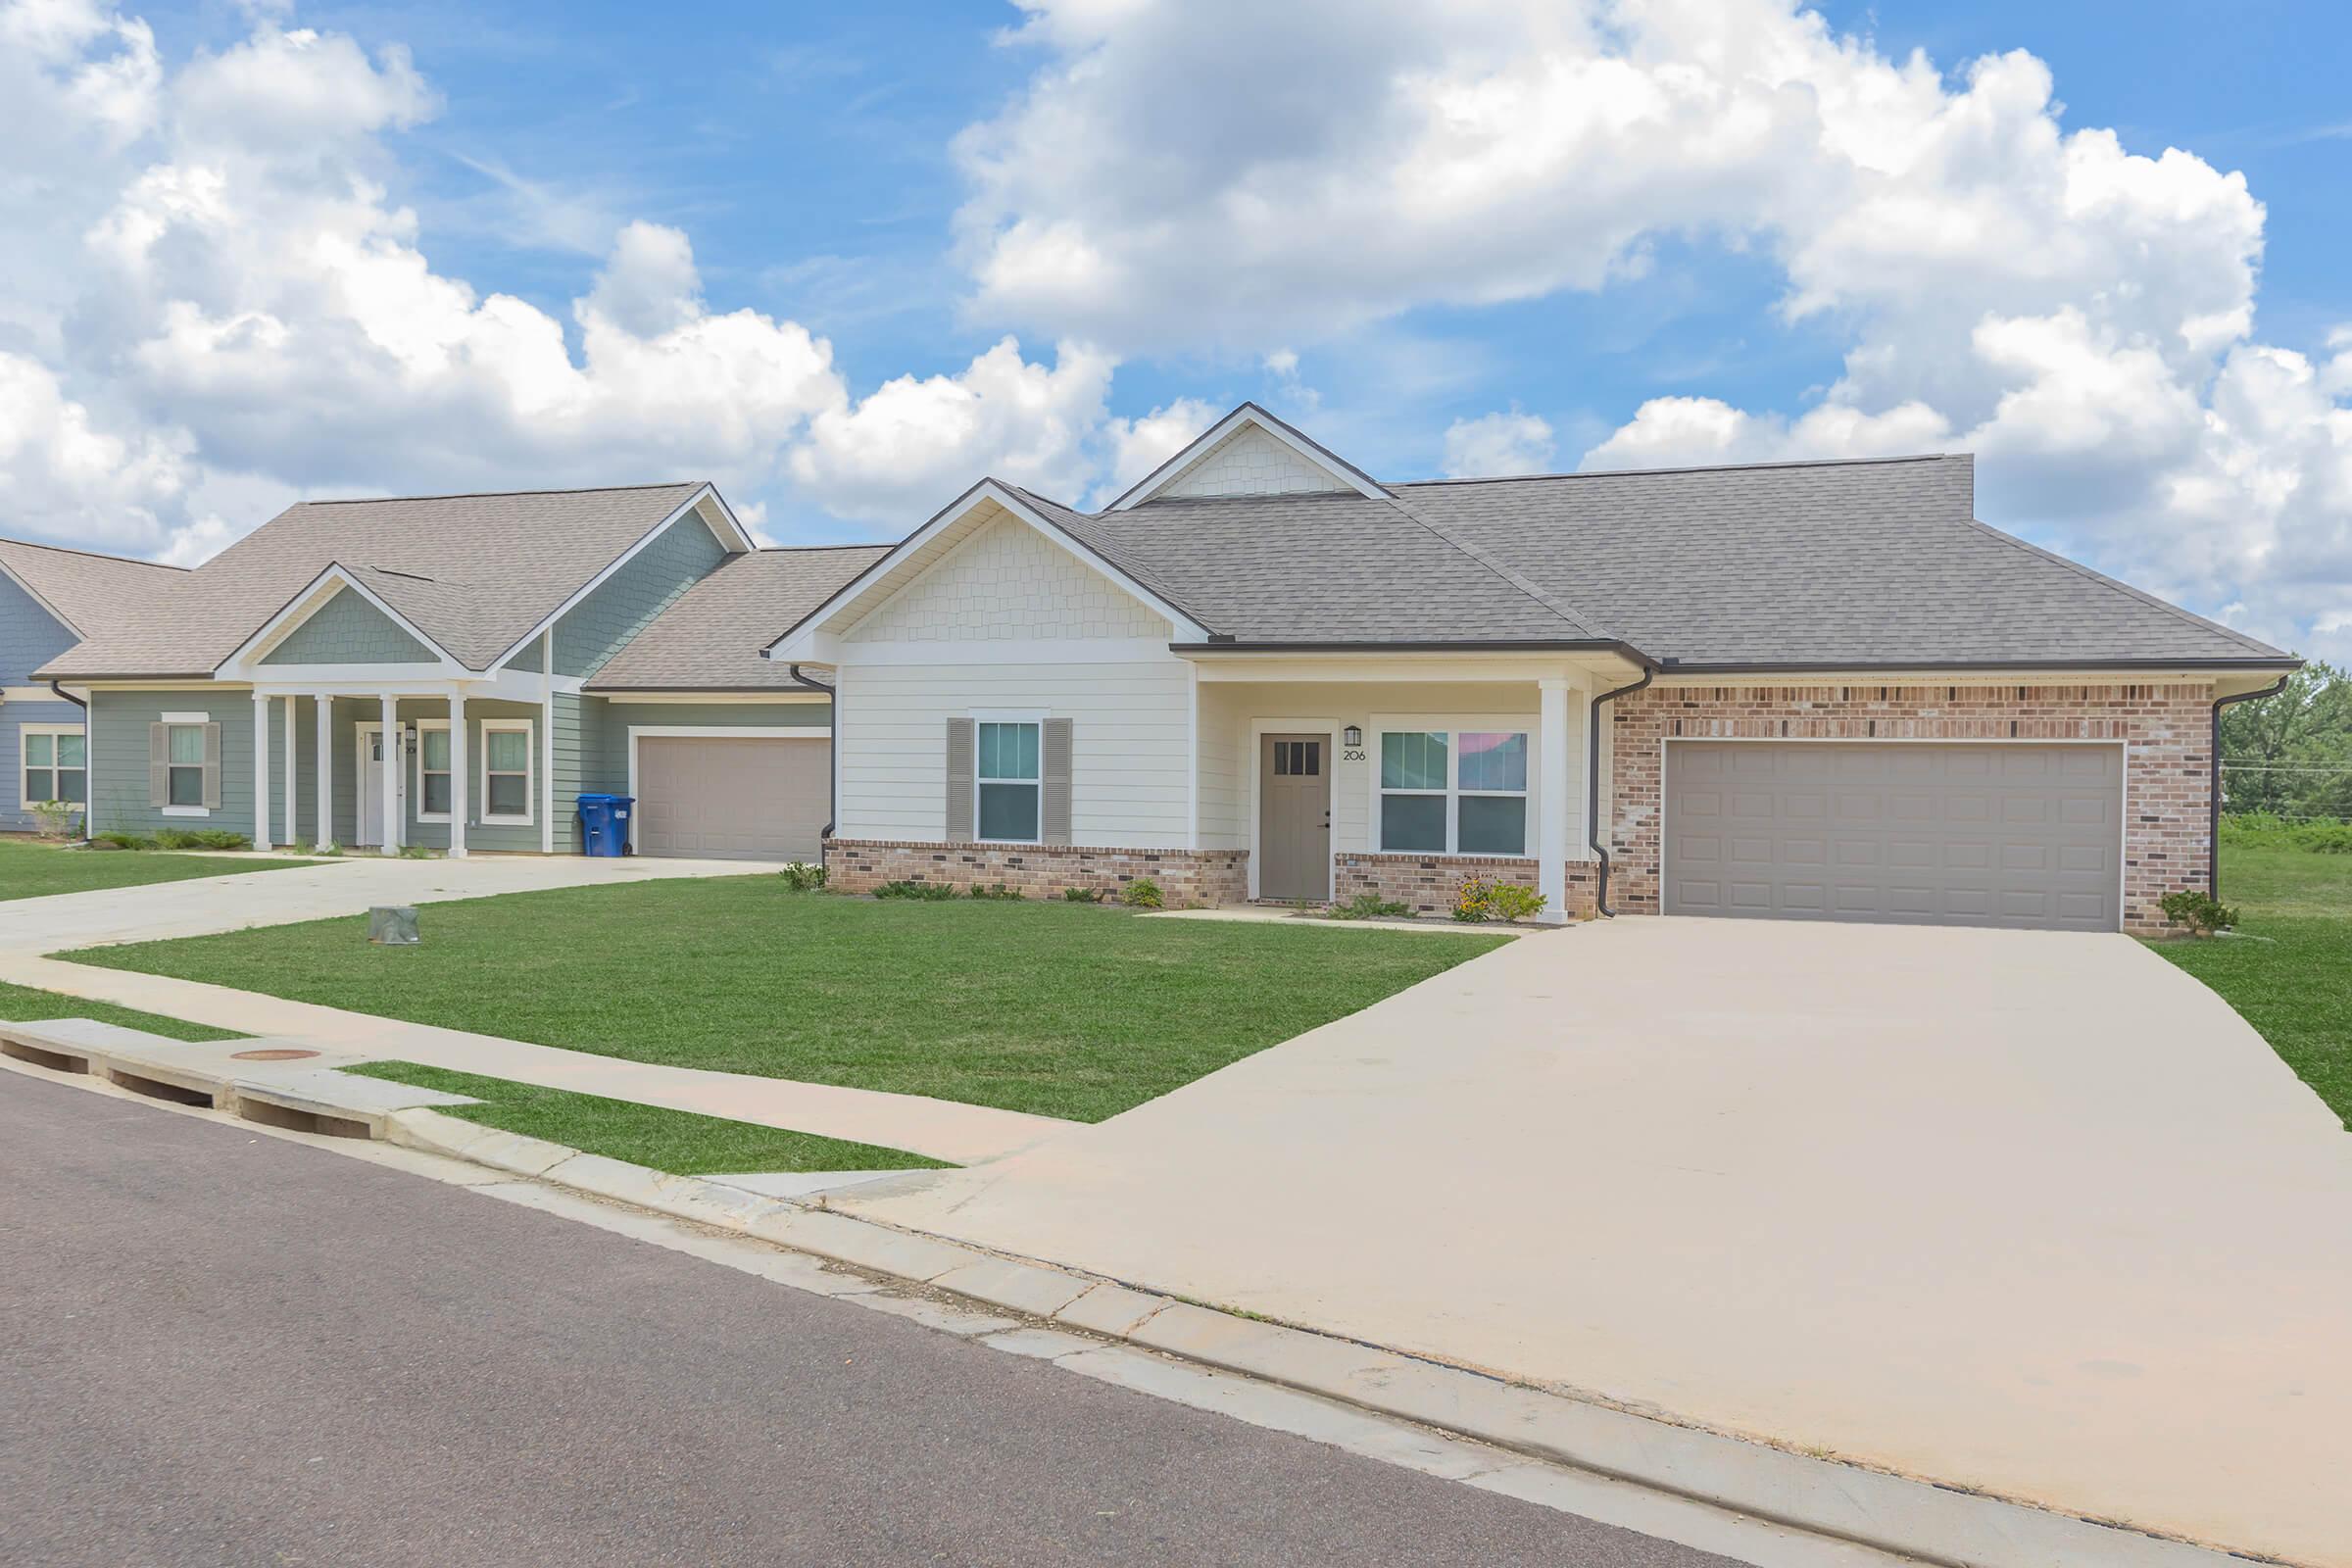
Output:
[1662,741,2124,932]
[633,736,828,860]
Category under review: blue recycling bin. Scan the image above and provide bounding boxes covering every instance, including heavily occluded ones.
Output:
[576,793,633,858]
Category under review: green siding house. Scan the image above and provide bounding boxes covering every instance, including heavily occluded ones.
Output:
[39,484,883,861]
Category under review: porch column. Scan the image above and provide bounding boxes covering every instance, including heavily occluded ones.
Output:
[252,693,273,852]
[1539,678,1572,925]
[540,628,556,855]
[378,692,399,856]
[447,689,468,858]
[314,694,333,851]
[281,697,297,847]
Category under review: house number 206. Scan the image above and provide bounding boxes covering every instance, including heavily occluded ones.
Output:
[1342,748,1367,762]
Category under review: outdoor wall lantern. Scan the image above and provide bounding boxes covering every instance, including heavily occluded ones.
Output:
[1344,725,1363,747]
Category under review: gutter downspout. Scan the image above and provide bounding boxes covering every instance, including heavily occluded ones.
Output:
[2210,675,2290,900]
[48,681,89,843]
[789,663,837,868]
[1588,667,1654,917]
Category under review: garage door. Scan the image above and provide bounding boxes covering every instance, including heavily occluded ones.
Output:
[1662,742,2123,931]
[634,736,828,860]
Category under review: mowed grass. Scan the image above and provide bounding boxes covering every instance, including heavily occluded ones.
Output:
[0,980,238,1042]
[2154,844,2351,1129]
[70,881,1506,1122]
[0,838,313,902]
[345,1060,949,1176]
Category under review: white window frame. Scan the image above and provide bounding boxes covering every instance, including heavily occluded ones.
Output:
[161,711,211,817]
[20,722,86,808]
[1370,716,1537,859]
[478,718,535,826]
[972,710,1045,846]
[414,718,453,822]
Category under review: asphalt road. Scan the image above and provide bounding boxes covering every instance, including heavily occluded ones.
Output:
[0,1075,1743,1568]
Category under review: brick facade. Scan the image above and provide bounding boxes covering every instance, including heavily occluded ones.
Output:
[1604,682,2216,936]
[1333,851,1599,920]
[825,838,1249,906]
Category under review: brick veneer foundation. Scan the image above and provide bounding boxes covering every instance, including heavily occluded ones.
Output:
[825,839,1249,906]
[1332,852,1599,920]
[1604,682,2216,936]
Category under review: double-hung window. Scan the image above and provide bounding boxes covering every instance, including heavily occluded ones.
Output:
[23,728,86,805]
[166,723,207,808]
[481,721,532,823]
[975,720,1041,843]
[417,724,453,818]
[1378,728,1531,857]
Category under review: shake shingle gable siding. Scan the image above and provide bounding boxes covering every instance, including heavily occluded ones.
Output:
[260,587,437,664]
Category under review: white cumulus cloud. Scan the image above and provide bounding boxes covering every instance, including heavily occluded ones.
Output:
[1443,409,1556,477]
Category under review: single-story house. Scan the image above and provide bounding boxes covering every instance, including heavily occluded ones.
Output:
[36,484,882,860]
[765,403,2300,934]
[2,538,187,834]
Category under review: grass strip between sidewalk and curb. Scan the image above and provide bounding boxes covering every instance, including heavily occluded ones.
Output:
[0,980,239,1042]
[344,1060,952,1177]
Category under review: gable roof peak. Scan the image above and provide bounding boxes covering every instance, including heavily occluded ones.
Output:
[1106,401,1390,511]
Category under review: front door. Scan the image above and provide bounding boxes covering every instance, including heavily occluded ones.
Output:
[1259,733,1331,902]
[355,724,407,849]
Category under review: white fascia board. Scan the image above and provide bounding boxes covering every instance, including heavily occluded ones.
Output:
[1105,402,1390,511]
[480,483,743,675]
[215,564,466,680]
[764,479,1208,662]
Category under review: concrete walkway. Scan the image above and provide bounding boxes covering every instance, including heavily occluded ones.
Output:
[0,857,1066,1166]
[841,918,2352,1567]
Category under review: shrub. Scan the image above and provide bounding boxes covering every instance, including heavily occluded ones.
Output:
[2159,889,2239,936]
[1118,877,1163,909]
[27,801,82,841]
[968,881,1025,901]
[874,879,956,901]
[397,843,437,859]
[1451,875,1495,922]
[1327,892,1411,920]
[1488,883,1548,923]
[152,827,251,851]
[94,829,153,851]
[778,860,828,892]
[2219,811,2352,854]
[1061,885,1103,904]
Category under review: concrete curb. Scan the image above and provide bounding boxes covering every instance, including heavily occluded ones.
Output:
[0,1022,2286,1568]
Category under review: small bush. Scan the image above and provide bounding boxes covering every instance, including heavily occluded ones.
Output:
[2159,888,2239,936]
[2219,811,2352,854]
[967,881,1025,901]
[874,879,956,901]
[318,842,345,858]
[1118,877,1163,909]
[778,860,828,892]
[1451,875,1495,922]
[27,801,80,841]
[94,829,154,851]
[1327,892,1411,920]
[397,843,437,859]
[1061,885,1103,903]
[151,827,252,851]
[1488,883,1548,923]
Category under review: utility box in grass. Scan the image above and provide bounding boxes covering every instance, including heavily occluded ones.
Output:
[368,906,419,946]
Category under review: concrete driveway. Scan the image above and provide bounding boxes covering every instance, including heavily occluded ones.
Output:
[845,918,2352,1566]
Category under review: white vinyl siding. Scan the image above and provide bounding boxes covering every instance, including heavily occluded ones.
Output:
[838,656,1191,847]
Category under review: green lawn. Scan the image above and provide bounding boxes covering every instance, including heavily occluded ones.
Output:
[0,980,238,1042]
[344,1060,949,1176]
[68,880,1505,1122]
[2154,844,2351,1129]
[0,838,314,902]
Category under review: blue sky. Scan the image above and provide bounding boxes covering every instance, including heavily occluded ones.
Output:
[3,0,2347,654]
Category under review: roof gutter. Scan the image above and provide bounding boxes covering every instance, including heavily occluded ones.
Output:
[1171,639,1659,666]
[791,663,839,867]
[1655,657,2304,675]
[2210,675,2291,901]
[1589,667,1654,917]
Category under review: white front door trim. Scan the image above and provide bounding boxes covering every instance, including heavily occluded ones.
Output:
[1244,716,1340,903]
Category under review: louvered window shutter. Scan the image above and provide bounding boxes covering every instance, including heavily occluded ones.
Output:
[148,723,168,808]
[1041,718,1072,846]
[945,717,975,840]
[202,723,223,809]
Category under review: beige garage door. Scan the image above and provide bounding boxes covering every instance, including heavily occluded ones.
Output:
[1662,741,2123,931]
[635,736,828,860]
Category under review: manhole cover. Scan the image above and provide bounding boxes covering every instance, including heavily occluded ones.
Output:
[230,1049,319,1062]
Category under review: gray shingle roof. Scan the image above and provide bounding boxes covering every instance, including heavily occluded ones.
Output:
[0,538,187,642]
[38,483,710,679]
[1021,452,2287,666]
[588,545,890,690]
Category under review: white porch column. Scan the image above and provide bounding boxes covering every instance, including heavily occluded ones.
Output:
[540,628,556,855]
[378,692,399,856]
[314,694,333,851]
[281,697,297,846]
[251,693,273,852]
[1539,678,1572,925]
[447,689,468,858]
